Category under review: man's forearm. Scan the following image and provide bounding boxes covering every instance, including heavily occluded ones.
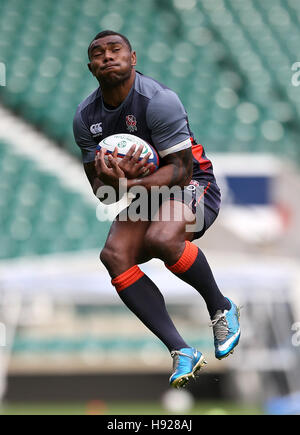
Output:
[126,163,192,191]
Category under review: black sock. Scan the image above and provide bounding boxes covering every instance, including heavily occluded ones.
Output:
[166,241,230,318]
[111,265,189,352]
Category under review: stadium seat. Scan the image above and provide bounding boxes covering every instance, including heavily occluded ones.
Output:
[0,141,109,259]
[1,0,300,260]
[1,0,299,161]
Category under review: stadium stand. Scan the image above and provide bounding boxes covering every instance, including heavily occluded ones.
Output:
[1,0,300,312]
[0,138,107,259]
[1,1,300,409]
[0,0,299,161]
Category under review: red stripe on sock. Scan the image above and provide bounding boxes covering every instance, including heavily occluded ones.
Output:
[166,241,198,274]
[111,265,144,292]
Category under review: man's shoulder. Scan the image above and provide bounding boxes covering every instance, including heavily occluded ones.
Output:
[75,87,101,117]
[135,71,172,100]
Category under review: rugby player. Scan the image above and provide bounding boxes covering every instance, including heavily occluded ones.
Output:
[73,30,240,388]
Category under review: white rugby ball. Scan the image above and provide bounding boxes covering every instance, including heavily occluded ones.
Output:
[96,133,159,177]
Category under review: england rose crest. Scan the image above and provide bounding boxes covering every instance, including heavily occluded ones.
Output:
[126,115,137,133]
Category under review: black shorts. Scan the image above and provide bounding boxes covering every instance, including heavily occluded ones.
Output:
[169,178,221,240]
[120,178,221,241]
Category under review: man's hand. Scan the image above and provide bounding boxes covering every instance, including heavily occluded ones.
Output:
[118,144,155,179]
[126,148,193,191]
[95,147,125,190]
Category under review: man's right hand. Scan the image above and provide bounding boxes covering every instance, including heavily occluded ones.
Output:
[117,144,155,179]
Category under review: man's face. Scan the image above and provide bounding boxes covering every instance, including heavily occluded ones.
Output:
[88,35,136,86]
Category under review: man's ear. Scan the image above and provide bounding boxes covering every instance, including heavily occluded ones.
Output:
[87,63,93,74]
[131,51,137,67]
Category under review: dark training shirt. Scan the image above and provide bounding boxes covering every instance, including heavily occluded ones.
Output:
[73,71,218,187]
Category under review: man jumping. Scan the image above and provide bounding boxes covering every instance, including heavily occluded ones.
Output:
[73,30,240,388]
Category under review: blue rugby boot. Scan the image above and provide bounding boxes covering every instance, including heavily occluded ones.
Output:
[169,347,207,389]
[211,298,241,360]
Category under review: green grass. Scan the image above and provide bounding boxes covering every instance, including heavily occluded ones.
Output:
[0,401,263,415]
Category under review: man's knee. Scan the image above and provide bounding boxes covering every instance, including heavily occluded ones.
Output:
[144,227,183,264]
[100,244,123,270]
[100,243,139,277]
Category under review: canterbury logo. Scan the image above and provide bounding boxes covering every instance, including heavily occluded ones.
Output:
[90,123,103,136]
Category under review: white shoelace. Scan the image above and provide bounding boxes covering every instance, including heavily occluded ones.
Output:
[209,311,229,341]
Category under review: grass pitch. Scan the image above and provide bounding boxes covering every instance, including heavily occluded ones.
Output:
[0,400,263,415]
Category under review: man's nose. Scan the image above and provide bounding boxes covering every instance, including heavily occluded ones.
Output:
[103,50,114,61]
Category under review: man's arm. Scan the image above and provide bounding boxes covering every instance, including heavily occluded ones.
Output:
[126,148,193,191]
[84,161,121,204]
[124,88,194,191]
[84,161,104,195]
[73,107,109,199]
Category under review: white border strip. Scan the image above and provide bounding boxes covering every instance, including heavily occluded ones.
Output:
[158,138,191,158]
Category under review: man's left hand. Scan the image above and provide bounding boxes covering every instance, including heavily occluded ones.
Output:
[95,147,125,190]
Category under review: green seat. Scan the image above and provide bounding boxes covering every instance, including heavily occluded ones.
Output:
[0,0,297,168]
[0,140,110,259]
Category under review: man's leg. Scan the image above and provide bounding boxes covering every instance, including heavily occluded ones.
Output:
[144,200,230,318]
[100,218,189,352]
[145,200,240,360]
